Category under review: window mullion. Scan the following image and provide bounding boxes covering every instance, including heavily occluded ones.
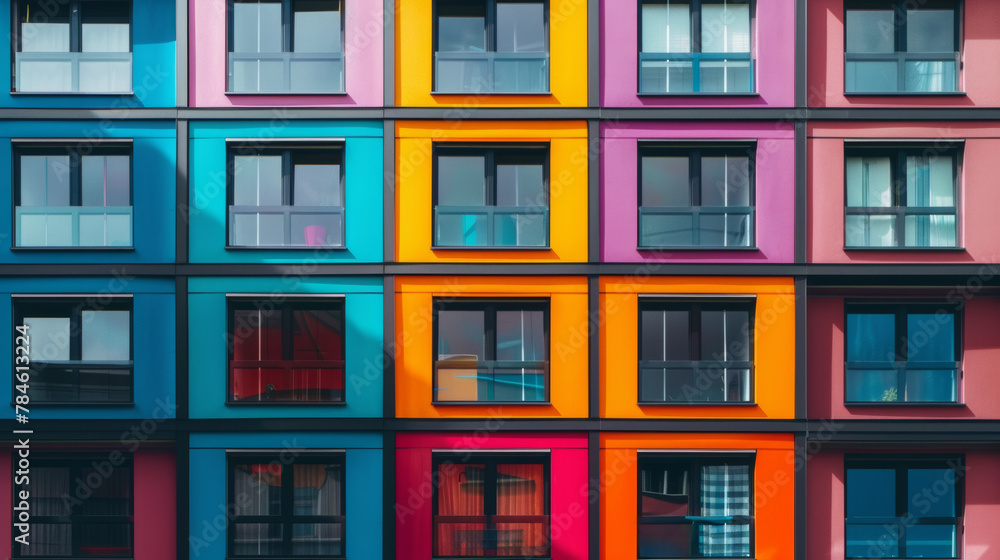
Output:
[691,151,701,246]
[282,304,294,361]
[485,459,499,544]
[282,461,294,555]
[70,1,82,53]
[898,466,908,557]
[283,0,293,52]
[70,306,82,361]
[895,151,906,247]
[488,0,497,52]
[690,304,702,362]
[71,150,82,207]
[691,0,702,53]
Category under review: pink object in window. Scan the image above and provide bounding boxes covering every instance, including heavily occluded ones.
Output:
[304,225,327,246]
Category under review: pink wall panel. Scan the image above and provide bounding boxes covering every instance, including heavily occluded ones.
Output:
[600,0,796,107]
[808,295,1000,419]
[809,124,1000,263]
[0,451,10,555]
[189,0,384,107]
[135,449,177,560]
[808,0,1000,107]
[808,451,1000,560]
[395,433,589,560]
[601,122,795,263]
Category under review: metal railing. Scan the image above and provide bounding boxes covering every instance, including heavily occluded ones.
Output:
[639,52,753,93]
[228,52,345,93]
[16,51,132,93]
[639,205,753,248]
[16,205,132,247]
[434,51,549,93]
[434,205,548,247]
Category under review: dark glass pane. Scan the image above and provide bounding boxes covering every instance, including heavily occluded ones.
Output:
[846,468,896,517]
[293,463,342,515]
[641,156,690,207]
[20,156,70,207]
[664,310,690,360]
[291,523,343,556]
[437,1,486,52]
[638,523,692,558]
[846,369,898,402]
[905,369,956,402]
[639,366,667,402]
[233,0,283,53]
[907,313,954,362]
[233,463,283,516]
[846,314,896,362]
[21,0,70,52]
[76,523,133,557]
[641,310,666,361]
[905,525,956,559]
[725,309,751,361]
[29,467,73,516]
[294,162,340,206]
[438,156,486,206]
[293,0,341,53]
[906,10,954,53]
[81,1,130,53]
[701,309,726,360]
[496,310,544,361]
[77,465,132,515]
[438,310,486,359]
[232,308,284,361]
[846,10,895,53]
[497,2,545,52]
[232,523,283,556]
[846,523,899,558]
[292,309,343,361]
[907,468,955,517]
[640,463,689,513]
[640,214,694,246]
[16,525,71,557]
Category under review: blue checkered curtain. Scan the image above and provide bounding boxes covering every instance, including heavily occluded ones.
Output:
[698,464,751,557]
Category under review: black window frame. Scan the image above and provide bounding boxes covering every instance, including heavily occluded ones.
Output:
[12,0,134,94]
[844,454,964,559]
[226,452,347,559]
[843,0,962,95]
[225,0,346,94]
[12,143,134,250]
[431,0,551,94]
[432,144,550,249]
[844,301,962,405]
[637,0,756,95]
[637,453,755,559]
[843,143,961,250]
[13,296,134,405]
[431,451,551,559]
[637,298,755,405]
[638,143,756,250]
[432,298,550,404]
[226,298,346,405]
[226,142,346,250]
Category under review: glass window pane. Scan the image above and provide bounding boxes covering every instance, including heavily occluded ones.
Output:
[701,310,726,360]
[846,215,897,247]
[82,24,129,53]
[907,10,954,53]
[725,309,750,360]
[905,60,956,93]
[291,523,342,556]
[846,369,898,402]
[641,2,690,53]
[846,156,892,207]
[497,2,545,53]
[21,156,70,207]
[233,1,283,53]
[233,464,282,516]
[905,525,956,558]
[234,155,283,206]
[290,212,343,246]
[293,463,342,515]
[293,0,341,53]
[438,156,486,206]
[438,310,485,359]
[639,523,692,558]
[846,523,899,558]
[846,61,899,93]
[907,468,955,516]
[79,59,131,93]
[25,317,70,361]
[83,156,131,207]
[232,523,283,556]
[21,24,70,52]
[907,313,954,362]
[496,163,545,207]
[81,310,130,361]
[906,155,954,208]
[846,313,895,362]
[641,310,666,361]
[663,310,690,360]
[640,214,694,246]
[846,468,896,517]
[702,2,751,53]
[438,2,486,52]
[496,310,544,361]
[642,156,690,207]
[232,308,283,361]
[290,59,343,92]
[846,10,895,53]
[905,369,956,402]
[294,163,339,206]
[701,156,736,207]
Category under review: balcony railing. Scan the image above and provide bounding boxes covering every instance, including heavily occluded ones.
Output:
[845,361,960,403]
[434,516,550,557]
[434,358,549,403]
[434,205,548,247]
[230,360,345,403]
[25,362,132,404]
[639,52,753,93]
[639,361,752,404]
[16,206,132,248]
[228,52,345,93]
[639,206,753,248]
[845,52,959,93]
[15,52,132,93]
[434,51,549,93]
[229,205,345,248]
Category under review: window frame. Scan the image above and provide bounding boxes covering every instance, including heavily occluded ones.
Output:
[226,452,347,559]
[12,296,134,406]
[843,143,961,250]
[431,451,551,559]
[636,0,756,95]
[637,452,756,559]
[637,143,756,250]
[843,301,962,406]
[431,0,551,94]
[12,452,135,559]
[637,297,756,405]
[431,144,551,250]
[12,142,134,250]
[225,0,347,94]
[225,142,346,250]
[844,454,964,559]
[12,0,134,95]
[432,298,551,405]
[226,297,347,405]
[843,0,962,95]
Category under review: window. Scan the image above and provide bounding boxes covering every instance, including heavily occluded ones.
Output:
[433,453,549,558]
[639,299,753,404]
[638,454,753,558]
[14,298,132,403]
[228,454,345,558]
[845,456,962,559]
[434,146,548,248]
[639,0,753,94]
[845,145,958,248]
[434,299,548,403]
[228,299,345,403]
[14,144,132,248]
[228,144,344,248]
[228,0,344,93]
[434,0,548,93]
[845,302,960,404]
[13,453,133,558]
[639,145,754,249]
[845,0,959,93]
[14,0,132,93]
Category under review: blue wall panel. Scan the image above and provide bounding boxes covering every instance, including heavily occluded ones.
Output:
[188,121,384,263]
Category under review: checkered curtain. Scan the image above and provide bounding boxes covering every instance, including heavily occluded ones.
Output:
[698,464,751,557]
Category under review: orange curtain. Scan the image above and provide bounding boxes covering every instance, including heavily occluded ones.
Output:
[436,463,485,556]
[495,464,546,556]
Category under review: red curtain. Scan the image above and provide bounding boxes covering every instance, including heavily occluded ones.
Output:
[495,464,546,556]
[436,463,485,556]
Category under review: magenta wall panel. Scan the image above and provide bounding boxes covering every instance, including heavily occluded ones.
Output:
[808,451,1000,560]
[600,0,795,107]
[808,0,1000,108]
[809,124,1000,263]
[395,433,589,560]
[189,0,384,107]
[808,295,1000,420]
[600,122,795,263]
